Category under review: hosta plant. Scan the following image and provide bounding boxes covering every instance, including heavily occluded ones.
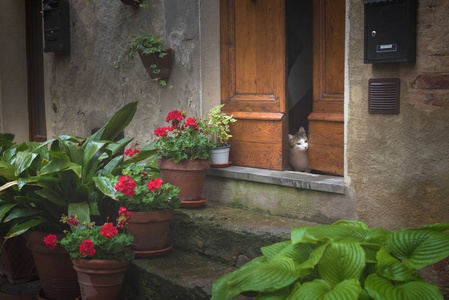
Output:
[212,220,449,300]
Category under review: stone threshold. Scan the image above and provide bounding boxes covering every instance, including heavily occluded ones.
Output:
[207,165,345,194]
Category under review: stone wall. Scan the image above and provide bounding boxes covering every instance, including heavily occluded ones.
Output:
[44,0,207,148]
[346,0,449,230]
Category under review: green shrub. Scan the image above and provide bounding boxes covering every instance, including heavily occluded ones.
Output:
[212,220,449,300]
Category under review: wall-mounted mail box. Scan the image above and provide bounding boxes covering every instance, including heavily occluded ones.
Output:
[43,0,71,53]
[364,0,417,64]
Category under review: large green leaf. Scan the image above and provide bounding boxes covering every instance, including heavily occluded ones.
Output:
[39,158,82,177]
[292,225,370,244]
[68,202,91,229]
[385,229,449,269]
[93,175,119,200]
[35,187,65,206]
[287,279,361,300]
[4,217,46,238]
[318,242,365,287]
[4,208,40,222]
[211,257,300,300]
[261,241,292,260]
[14,151,38,176]
[365,274,443,300]
[376,248,419,282]
[256,286,291,300]
[0,203,17,222]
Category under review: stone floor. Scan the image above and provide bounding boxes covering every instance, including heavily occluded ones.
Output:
[0,275,41,300]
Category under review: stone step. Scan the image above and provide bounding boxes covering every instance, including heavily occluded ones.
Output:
[123,248,244,300]
[168,202,319,266]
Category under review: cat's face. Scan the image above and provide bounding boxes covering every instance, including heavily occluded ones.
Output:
[288,134,308,151]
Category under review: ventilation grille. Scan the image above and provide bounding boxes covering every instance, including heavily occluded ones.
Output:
[368,78,400,114]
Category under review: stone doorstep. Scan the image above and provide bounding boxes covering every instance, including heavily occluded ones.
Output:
[168,202,319,266]
[123,249,248,300]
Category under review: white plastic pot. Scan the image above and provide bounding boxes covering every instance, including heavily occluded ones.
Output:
[210,145,231,165]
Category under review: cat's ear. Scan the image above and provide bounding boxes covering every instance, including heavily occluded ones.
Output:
[298,127,306,135]
[288,134,294,140]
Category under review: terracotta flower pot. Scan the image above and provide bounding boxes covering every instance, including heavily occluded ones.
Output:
[72,258,129,300]
[126,210,173,254]
[138,49,172,80]
[23,230,80,300]
[157,158,210,201]
[0,235,37,284]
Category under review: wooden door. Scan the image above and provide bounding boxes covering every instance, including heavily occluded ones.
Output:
[308,0,345,175]
[220,0,287,170]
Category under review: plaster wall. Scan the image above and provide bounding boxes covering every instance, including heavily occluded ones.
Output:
[0,1,29,142]
[44,0,209,148]
[346,0,449,230]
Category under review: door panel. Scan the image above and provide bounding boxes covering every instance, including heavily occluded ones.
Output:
[308,0,345,175]
[220,0,287,170]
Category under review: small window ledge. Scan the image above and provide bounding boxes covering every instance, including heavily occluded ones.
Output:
[207,166,345,194]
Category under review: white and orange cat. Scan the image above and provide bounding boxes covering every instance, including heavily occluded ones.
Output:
[288,127,310,172]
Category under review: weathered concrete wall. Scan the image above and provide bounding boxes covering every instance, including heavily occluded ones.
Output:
[0,1,29,142]
[44,0,210,148]
[346,0,449,230]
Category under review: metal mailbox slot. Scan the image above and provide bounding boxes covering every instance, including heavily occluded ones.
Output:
[43,0,71,53]
[364,0,416,63]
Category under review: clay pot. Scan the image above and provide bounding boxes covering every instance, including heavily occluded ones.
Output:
[0,235,37,284]
[138,49,172,80]
[126,210,173,254]
[23,230,80,300]
[157,158,210,201]
[72,258,129,300]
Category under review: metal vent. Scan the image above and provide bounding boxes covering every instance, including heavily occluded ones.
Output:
[368,78,400,114]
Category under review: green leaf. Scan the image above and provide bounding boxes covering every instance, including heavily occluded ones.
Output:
[385,229,449,269]
[212,257,300,300]
[39,158,82,177]
[99,101,138,142]
[0,203,17,222]
[68,202,91,228]
[365,274,443,300]
[318,242,365,287]
[261,241,291,260]
[35,187,65,206]
[93,175,119,200]
[14,151,38,176]
[4,208,40,222]
[4,217,46,238]
[419,223,449,232]
[292,225,370,244]
[256,286,292,300]
[287,279,361,300]
[376,248,419,282]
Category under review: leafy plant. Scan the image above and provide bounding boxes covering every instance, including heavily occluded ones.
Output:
[44,208,134,261]
[212,220,449,300]
[208,104,237,148]
[0,102,155,241]
[114,34,170,86]
[94,148,181,212]
[154,110,215,163]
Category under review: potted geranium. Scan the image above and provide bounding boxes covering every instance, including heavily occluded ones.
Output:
[208,104,237,167]
[114,34,172,87]
[44,209,134,300]
[154,110,215,207]
[94,150,181,257]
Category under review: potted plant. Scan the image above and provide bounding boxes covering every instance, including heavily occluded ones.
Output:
[208,104,237,167]
[44,208,134,300]
[114,34,172,87]
[94,149,181,257]
[0,101,153,299]
[154,110,215,207]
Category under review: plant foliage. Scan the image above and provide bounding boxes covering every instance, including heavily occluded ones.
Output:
[208,104,237,148]
[212,220,449,300]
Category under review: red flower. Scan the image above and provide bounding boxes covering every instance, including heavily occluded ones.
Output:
[117,207,131,229]
[44,234,57,250]
[154,127,168,137]
[79,239,96,257]
[124,148,141,158]
[101,222,118,239]
[166,110,184,123]
[185,117,199,131]
[147,178,163,192]
[115,176,137,197]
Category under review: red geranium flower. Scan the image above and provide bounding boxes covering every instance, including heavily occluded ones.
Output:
[79,239,96,257]
[185,117,199,131]
[115,176,137,197]
[117,207,131,229]
[124,148,141,158]
[166,110,184,123]
[101,222,118,239]
[44,234,57,250]
[147,178,163,192]
[154,127,168,137]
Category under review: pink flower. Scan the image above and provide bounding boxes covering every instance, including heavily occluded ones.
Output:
[101,222,118,239]
[44,234,57,250]
[147,178,163,192]
[79,239,96,257]
[115,176,137,197]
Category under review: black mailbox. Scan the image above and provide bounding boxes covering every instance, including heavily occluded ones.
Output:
[364,0,417,64]
[43,0,71,53]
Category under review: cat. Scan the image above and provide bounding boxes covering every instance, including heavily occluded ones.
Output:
[288,126,310,172]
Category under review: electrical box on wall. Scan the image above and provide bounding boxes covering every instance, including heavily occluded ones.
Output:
[364,0,417,64]
[43,0,71,53]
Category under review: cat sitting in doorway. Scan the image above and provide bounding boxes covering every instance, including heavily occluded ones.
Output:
[288,127,310,172]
